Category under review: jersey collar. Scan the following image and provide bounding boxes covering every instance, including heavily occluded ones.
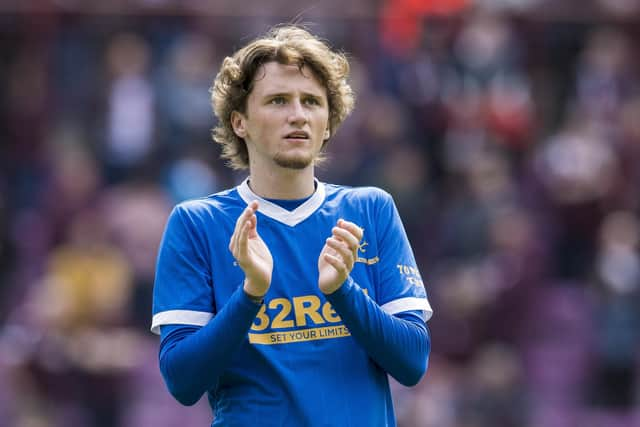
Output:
[237,178,326,227]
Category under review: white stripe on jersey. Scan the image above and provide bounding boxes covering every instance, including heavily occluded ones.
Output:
[381,297,433,321]
[151,309,214,335]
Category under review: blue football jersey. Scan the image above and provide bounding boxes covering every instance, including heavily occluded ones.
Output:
[152,179,432,426]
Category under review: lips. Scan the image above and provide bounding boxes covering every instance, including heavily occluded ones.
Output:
[284,131,309,139]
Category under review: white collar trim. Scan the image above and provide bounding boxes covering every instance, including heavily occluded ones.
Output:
[237,178,325,227]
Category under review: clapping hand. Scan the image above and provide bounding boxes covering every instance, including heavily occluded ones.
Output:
[229,201,273,298]
[318,219,363,294]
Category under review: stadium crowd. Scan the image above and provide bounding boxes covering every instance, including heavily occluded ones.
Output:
[1,1,639,426]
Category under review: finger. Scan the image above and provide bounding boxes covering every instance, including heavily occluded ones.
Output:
[231,208,250,244]
[247,212,258,239]
[230,203,259,252]
[244,202,259,239]
[319,241,335,261]
[236,202,259,231]
[229,226,237,253]
[338,219,364,241]
[332,227,360,252]
[236,219,251,259]
[326,237,354,268]
[323,253,347,274]
[230,220,245,257]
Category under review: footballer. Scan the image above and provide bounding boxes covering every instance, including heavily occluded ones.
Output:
[151,25,432,427]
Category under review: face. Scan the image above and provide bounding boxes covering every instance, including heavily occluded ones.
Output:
[231,62,330,171]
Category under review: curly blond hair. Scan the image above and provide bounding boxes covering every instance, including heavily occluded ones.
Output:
[211,25,355,170]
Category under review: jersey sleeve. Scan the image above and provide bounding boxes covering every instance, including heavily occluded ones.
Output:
[374,191,433,321]
[151,204,215,334]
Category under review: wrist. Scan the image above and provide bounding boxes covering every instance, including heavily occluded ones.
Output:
[243,279,266,304]
[320,275,349,295]
[320,283,340,295]
[322,275,355,296]
[243,288,264,305]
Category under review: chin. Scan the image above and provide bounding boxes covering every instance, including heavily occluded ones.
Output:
[273,154,314,170]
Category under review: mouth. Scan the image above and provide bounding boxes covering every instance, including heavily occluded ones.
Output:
[284,131,310,141]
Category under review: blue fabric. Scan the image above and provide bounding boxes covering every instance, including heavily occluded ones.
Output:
[159,306,428,405]
[152,181,432,427]
[159,286,261,406]
[264,195,311,211]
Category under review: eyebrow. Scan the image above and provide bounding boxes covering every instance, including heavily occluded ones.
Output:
[262,91,325,99]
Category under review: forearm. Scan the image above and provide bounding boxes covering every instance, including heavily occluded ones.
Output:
[159,286,261,405]
[325,277,430,386]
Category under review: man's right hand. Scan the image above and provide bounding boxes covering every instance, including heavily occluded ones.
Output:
[229,201,273,299]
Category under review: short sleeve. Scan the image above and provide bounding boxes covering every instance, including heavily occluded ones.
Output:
[151,205,215,334]
[374,191,433,321]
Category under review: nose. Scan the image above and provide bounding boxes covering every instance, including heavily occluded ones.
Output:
[287,99,307,127]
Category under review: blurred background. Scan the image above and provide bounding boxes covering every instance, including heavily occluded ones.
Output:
[1,0,640,426]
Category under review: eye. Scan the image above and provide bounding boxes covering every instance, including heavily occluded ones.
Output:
[270,96,286,105]
[303,97,321,106]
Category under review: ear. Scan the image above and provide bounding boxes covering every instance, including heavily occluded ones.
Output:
[231,111,247,138]
[323,129,331,140]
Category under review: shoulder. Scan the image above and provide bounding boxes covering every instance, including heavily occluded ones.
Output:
[170,187,243,227]
[324,183,394,208]
[325,184,393,203]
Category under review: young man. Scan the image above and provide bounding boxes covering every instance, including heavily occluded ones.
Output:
[152,25,433,426]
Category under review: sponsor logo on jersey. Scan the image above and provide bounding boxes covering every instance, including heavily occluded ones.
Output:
[247,292,367,345]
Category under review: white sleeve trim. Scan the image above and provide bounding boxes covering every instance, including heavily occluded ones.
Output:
[150,310,214,335]
[380,297,433,321]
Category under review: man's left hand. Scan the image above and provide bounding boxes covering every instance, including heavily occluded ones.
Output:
[318,219,363,294]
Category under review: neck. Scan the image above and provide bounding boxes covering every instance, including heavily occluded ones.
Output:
[248,165,316,200]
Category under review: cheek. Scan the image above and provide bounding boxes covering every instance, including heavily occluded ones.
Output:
[315,110,330,128]
[249,114,271,135]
